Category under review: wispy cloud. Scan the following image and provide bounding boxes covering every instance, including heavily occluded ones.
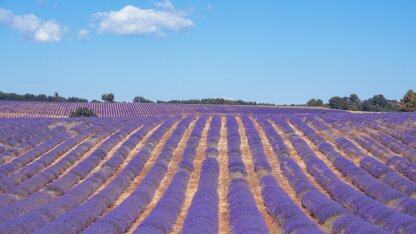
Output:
[92,4,194,37]
[77,29,90,40]
[0,8,64,42]
[155,0,175,11]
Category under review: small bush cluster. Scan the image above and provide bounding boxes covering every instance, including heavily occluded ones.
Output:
[69,107,97,117]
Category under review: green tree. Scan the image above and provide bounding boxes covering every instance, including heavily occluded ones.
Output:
[400,89,416,112]
[133,96,154,103]
[361,94,400,112]
[306,98,324,107]
[54,92,59,101]
[347,94,360,111]
[328,96,349,110]
[348,94,358,103]
[101,93,115,102]
[0,91,88,102]
[327,94,362,111]
[67,97,88,102]
[69,107,97,117]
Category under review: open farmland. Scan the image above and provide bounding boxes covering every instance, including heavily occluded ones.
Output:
[0,101,333,118]
[0,103,416,233]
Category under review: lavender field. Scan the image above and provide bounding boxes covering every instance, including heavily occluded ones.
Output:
[0,103,416,233]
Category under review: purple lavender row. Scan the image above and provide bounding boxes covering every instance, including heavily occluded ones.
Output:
[181,116,221,234]
[133,117,207,233]
[0,119,123,209]
[178,116,208,172]
[0,119,144,231]
[0,100,339,117]
[240,116,271,172]
[0,122,67,164]
[82,117,193,233]
[226,116,247,175]
[366,131,416,163]
[0,125,102,193]
[305,117,408,176]
[323,120,416,196]
[360,156,416,196]
[357,137,390,158]
[228,177,269,234]
[36,118,176,233]
[0,120,65,163]
[204,116,221,159]
[306,117,416,198]
[273,117,415,232]
[313,117,416,183]
[0,118,53,148]
[0,119,25,147]
[43,120,143,196]
[0,129,72,178]
[182,157,219,234]
[355,116,416,149]
[327,114,416,160]
[290,117,416,217]
[0,117,99,168]
[0,119,134,211]
[321,115,416,163]
[355,114,416,148]
[226,115,268,234]
[354,136,416,182]
[256,116,382,233]
[241,115,321,233]
[0,118,152,233]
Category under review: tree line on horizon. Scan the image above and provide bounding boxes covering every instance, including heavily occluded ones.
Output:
[306,90,416,112]
[0,91,275,106]
[0,91,88,103]
[1,90,415,113]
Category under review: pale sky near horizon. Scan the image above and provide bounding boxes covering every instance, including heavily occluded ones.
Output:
[0,0,415,104]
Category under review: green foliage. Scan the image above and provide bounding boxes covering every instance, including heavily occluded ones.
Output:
[400,90,416,112]
[133,96,154,103]
[327,94,360,110]
[101,93,115,102]
[156,98,275,106]
[348,94,359,103]
[360,94,400,112]
[69,107,97,117]
[328,96,349,110]
[67,97,89,102]
[0,91,88,102]
[54,92,58,100]
[327,93,400,112]
[347,94,360,111]
[306,98,324,107]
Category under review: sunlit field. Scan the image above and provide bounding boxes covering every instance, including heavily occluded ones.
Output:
[0,103,415,233]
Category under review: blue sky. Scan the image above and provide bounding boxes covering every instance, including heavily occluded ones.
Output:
[0,0,415,104]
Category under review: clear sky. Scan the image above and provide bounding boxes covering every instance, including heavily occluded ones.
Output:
[0,0,415,104]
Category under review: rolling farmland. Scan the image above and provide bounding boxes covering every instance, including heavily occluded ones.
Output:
[0,101,332,118]
[0,102,416,233]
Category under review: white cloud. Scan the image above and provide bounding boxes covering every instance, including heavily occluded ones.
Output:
[206,5,213,11]
[155,0,174,11]
[77,29,90,40]
[0,8,64,42]
[93,5,193,36]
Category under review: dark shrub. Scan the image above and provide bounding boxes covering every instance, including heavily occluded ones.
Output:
[69,107,97,117]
